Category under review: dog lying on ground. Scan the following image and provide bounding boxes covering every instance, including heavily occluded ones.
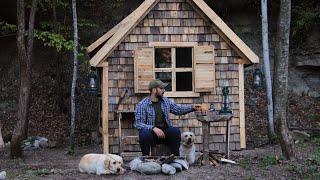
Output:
[179,132,196,164]
[79,153,125,175]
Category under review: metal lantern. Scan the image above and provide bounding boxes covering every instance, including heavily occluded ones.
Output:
[253,68,262,89]
[219,87,232,115]
[88,69,98,94]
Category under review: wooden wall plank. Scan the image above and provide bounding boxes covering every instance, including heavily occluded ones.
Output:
[102,64,109,154]
[238,63,246,149]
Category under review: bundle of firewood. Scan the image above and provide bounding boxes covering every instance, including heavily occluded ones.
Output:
[198,152,236,166]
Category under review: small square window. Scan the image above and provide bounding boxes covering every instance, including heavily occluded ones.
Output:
[176,48,192,68]
[155,48,171,68]
[176,72,192,91]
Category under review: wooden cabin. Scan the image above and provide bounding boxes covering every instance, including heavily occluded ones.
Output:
[86,0,259,155]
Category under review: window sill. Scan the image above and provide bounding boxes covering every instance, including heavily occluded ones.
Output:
[164,92,200,97]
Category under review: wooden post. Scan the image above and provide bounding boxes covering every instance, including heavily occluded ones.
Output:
[202,121,210,165]
[239,63,246,149]
[102,64,109,154]
[118,112,122,155]
[197,113,233,164]
[226,119,230,158]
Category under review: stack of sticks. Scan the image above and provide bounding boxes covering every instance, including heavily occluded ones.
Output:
[198,151,236,166]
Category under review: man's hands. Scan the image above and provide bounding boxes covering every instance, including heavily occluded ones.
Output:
[152,127,165,138]
[192,104,201,111]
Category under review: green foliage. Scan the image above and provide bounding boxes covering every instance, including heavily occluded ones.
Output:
[307,114,320,122]
[261,155,278,167]
[34,30,73,52]
[111,0,125,9]
[39,21,71,33]
[296,141,308,149]
[6,168,53,179]
[36,0,69,13]
[0,22,17,36]
[78,19,99,28]
[0,22,85,59]
[34,30,85,59]
[239,158,252,170]
[245,176,256,180]
[311,135,320,146]
[291,0,320,44]
[26,168,52,176]
[66,146,75,155]
[286,147,320,179]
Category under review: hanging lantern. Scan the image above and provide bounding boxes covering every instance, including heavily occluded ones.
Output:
[88,69,98,95]
[219,87,232,115]
[253,68,263,89]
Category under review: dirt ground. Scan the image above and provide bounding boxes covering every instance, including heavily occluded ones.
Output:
[1,140,319,180]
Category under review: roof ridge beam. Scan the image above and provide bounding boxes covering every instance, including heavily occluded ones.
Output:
[90,0,159,67]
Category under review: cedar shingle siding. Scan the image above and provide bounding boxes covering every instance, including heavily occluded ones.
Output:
[106,0,242,153]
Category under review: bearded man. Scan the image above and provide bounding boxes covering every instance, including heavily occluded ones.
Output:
[134,79,200,156]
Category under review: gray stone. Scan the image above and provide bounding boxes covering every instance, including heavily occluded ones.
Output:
[34,140,40,148]
[136,161,161,174]
[39,138,48,148]
[173,159,189,170]
[169,162,183,172]
[0,171,6,180]
[129,157,143,171]
[162,164,176,175]
[289,68,320,98]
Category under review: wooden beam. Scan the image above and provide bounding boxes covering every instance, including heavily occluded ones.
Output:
[86,1,147,53]
[86,24,121,53]
[164,92,200,97]
[102,64,109,154]
[89,0,159,67]
[186,0,251,64]
[191,0,259,64]
[238,63,246,149]
[149,42,197,47]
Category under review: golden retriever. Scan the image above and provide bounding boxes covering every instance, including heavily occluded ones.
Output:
[179,132,196,164]
[79,153,125,175]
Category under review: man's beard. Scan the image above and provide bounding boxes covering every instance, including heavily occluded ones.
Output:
[156,90,163,99]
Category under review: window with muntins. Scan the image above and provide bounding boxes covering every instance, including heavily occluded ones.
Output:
[154,47,193,93]
[134,44,215,97]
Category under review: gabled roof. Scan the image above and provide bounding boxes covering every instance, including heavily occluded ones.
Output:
[87,0,259,67]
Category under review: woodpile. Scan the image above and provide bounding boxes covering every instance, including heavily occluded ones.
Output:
[198,152,236,166]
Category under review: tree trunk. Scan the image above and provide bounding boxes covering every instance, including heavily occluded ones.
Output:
[52,0,66,114]
[273,0,295,160]
[70,0,78,150]
[52,0,58,33]
[260,0,275,140]
[0,126,4,150]
[11,0,37,158]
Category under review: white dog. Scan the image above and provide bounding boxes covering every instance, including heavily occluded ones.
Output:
[79,153,126,175]
[179,132,196,164]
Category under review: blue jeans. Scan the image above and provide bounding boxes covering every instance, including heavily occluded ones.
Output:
[139,127,181,156]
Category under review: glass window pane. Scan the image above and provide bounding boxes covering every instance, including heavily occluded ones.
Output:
[176,48,192,68]
[155,72,172,91]
[176,72,192,91]
[155,48,172,68]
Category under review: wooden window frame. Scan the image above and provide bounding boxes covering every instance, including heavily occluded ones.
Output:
[150,42,200,98]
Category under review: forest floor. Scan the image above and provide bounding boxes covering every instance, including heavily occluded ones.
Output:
[1,138,320,180]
